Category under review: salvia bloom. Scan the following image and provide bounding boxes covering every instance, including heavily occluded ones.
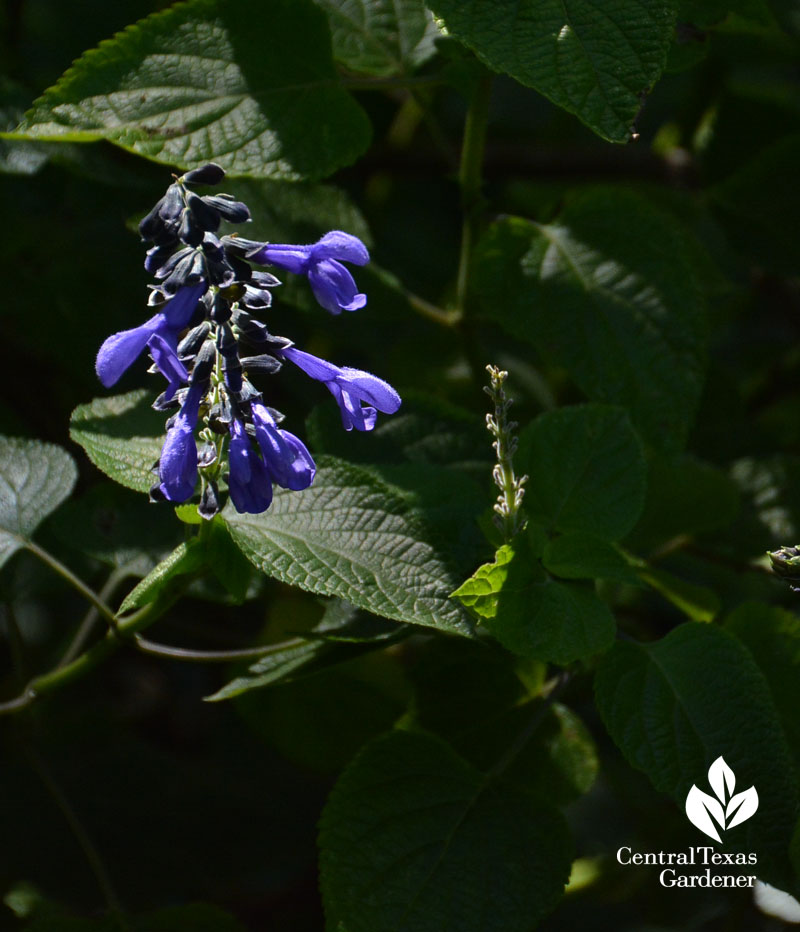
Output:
[95,164,400,517]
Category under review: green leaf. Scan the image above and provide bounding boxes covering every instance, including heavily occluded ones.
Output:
[518,404,647,540]
[223,457,472,634]
[427,0,677,142]
[119,540,204,613]
[712,134,800,274]
[453,539,616,664]
[637,566,721,622]
[627,453,740,549]
[725,602,800,771]
[319,729,572,932]
[410,639,598,805]
[11,0,371,180]
[0,436,78,570]
[207,600,407,701]
[234,652,408,772]
[473,191,707,450]
[313,0,439,76]
[543,533,643,585]
[70,390,164,494]
[595,623,799,887]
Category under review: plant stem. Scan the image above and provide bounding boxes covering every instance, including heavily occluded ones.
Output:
[455,73,492,316]
[133,634,306,663]
[27,747,129,929]
[58,567,131,668]
[24,540,118,631]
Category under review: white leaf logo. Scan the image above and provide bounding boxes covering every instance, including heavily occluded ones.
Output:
[685,756,758,843]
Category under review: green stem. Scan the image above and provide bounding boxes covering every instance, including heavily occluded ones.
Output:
[27,748,129,929]
[58,567,131,668]
[133,634,307,663]
[24,540,118,631]
[455,73,493,316]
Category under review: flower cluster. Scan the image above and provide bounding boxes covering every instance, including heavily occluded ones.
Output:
[95,164,401,517]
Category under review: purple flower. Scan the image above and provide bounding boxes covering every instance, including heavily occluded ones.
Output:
[147,332,188,401]
[227,418,273,514]
[251,402,316,491]
[158,382,204,502]
[248,231,369,315]
[282,347,401,432]
[95,283,205,388]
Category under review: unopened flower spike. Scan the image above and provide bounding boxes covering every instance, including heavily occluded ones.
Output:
[485,365,527,542]
[94,164,400,518]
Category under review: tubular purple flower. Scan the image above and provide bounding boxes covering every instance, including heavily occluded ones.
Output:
[248,231,369,315]
[147,332,188,401]
[227,419,273,514]
[281,347,401,432]
[95,283,205,388]
[158,382,204,502]
[251,402,316,491]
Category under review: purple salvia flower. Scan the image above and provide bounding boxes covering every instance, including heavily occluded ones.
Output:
[147,332,189,401]
[282,347,401,432]
[248,231,369,315]
[251,402,316,491]
[96,283,205,388]
[158,382,204,502]
[227,418,273,514]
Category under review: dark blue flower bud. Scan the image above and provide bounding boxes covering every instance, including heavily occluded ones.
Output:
[208,395,233,432]
[160,184,184,222]
[225,252,253,283]
[241,286,273,310]
[242,354,282,375]
[199,480,221,520]
[179,208,205,246]
[217,323,238,359]
[187,193,220,233]
[191,339,217,384]
[207,258,235,289]
[151,245,193,280]
[139,196,166,241]
[202,194,250,223]
[221,235,266,255]
[182,163,225,186]
[177,321,211,358]
[198,443,218,467]
[152,391,181,412]
[252,271,281,288]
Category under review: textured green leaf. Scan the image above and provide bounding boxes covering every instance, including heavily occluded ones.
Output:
[427,0,677,142]
[319,729,572,932]
[518,404,647,540]
[473,190,707,450]
[411,640,598,805]
[207,601,406,701]
[314,0,439,76]
[453,539,616,664]
[223,458,472,634]
[543,532,642,585]
[70,390,164,494]
[0,436,77,569]
[119,540,204,613]
[595,623,799,887]
[725,602,800,771]
[637,566,721,622]
[12,0,371,180]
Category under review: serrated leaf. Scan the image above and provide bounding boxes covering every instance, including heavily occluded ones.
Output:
[543,532,643,585]
[314,0,439,76]
[0,436,78,569]
[427,0,677,142]
[725,602,800,771]
[70,390,164,494]
[473,191,707,450]
[595,623,799,887]
[319,729,572,932]
[11,0,371,180]
[518,404,647,540]
[119,540,204,613]
[453,539,616,664]
[223,458,472,635]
